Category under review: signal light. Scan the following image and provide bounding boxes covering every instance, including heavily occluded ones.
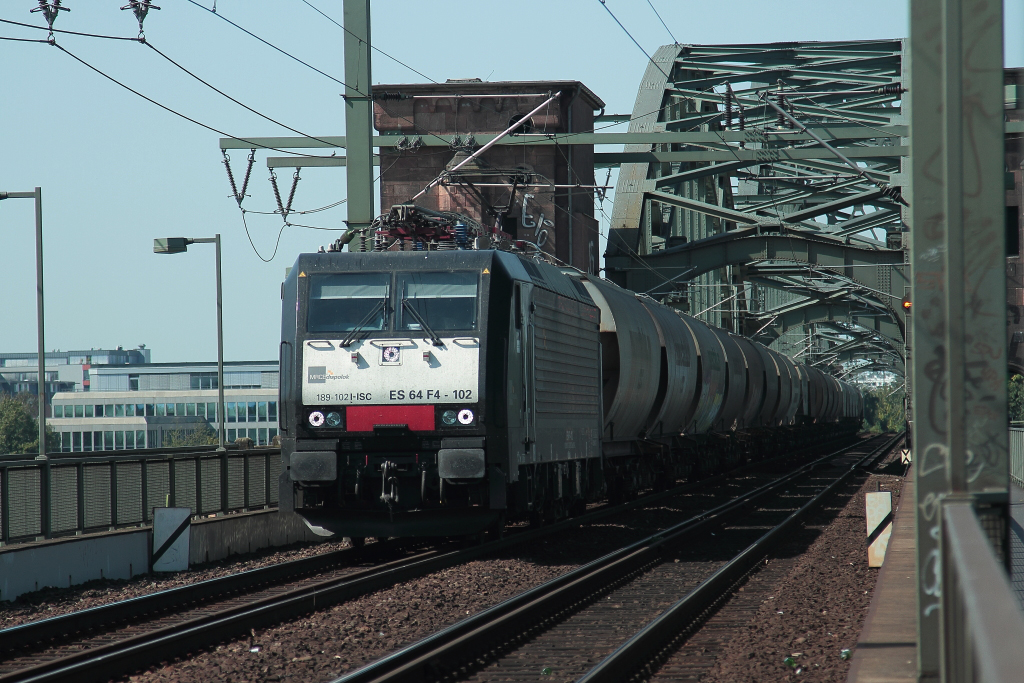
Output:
[901,297,912,310]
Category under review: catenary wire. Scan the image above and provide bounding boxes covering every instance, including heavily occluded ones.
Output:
[143,40,340,149]
[0,17,140,40]
[44,41,337,159]
[184,0,351,89]
[296,0,439,84]
[645,0,679,44]
[597,0,670,79]
[0,34,49,43]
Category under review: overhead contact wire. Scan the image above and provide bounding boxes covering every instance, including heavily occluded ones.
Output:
[184,0,350,89]
[143,40,340,149]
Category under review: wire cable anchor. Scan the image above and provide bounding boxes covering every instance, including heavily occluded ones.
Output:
[30,0,68,42]
[121,1,160,38]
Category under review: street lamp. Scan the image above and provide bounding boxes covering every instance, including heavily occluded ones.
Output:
[154,235,225,451]
[0,187,47,459]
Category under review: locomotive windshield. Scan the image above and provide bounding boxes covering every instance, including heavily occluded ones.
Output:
[307,273,389,333]
[397,271,478,332]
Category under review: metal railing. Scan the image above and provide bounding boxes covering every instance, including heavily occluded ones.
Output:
[940,501,1024,682]
[0,446,281,545]
[1010,427,1024,488]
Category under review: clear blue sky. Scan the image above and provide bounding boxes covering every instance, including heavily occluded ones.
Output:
[1,1,1022,363]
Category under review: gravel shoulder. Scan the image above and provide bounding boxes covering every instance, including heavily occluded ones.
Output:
[0,536,355,630]
[666,452,907,683]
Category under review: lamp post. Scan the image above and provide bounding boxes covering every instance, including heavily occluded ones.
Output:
[0,188,47,459]
[154,235,225,451]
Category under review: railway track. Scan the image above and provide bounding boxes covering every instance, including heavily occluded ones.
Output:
[329,433,899,683]
[0,432,864,683]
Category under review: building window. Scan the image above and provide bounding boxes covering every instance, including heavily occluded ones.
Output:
[104,431,114,450]
[258,428,267,446]
[146,403,155,416]
[258,402,267,422]
[190,372,218,390]
[61,431,71,452]
[94,431,103,450]
[138,430,147,448]
[269,427,278,442]
[156,403,166,417]
[196,403,205,418]
[53,405,63,418]
[125,404,135,417]
[83,432,93,451]
[208,402,217,420]
[175,403,185,417]
[136,404,145,416]
[268,401,277,422]
[129,374,139,391]
[74,404,84,418]
[248,428,257,441]
[85,405,94,418]
[227,402,236,423]
[125,430,135,449]
[115,404,125,417]
[103,404,113,418]
[115,431,125,449]
[73,432,82,452]
[227,428,236,442]
[185,403,195,416]
[248,402,257,422]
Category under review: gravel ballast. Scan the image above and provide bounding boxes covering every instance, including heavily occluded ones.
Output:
[656,454,907,682]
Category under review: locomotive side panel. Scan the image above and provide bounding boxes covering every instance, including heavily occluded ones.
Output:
[530,286,603,463]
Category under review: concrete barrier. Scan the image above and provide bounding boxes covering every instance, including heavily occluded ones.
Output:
[0,529,149,602]
[189,509,324,565]
[0,509,325,602]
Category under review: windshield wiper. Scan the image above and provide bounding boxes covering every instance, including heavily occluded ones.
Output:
[402,299,444,346]
[341,299,386,348]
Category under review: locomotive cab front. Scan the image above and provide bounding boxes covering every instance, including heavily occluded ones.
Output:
[280,251,512,538]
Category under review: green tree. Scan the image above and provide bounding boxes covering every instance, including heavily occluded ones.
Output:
[0,394,55,454]
[163,422,219,447]
[862,386,906,433]
[1009,374,1024,424]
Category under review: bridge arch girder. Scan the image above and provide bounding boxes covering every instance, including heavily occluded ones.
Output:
[605,227,909,342]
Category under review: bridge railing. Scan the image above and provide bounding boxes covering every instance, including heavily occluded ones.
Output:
[1010,427,1024,488]
[0,446,281,545]
[941,500,1024,682]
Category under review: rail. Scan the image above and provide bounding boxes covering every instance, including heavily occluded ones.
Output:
[940,501,1024,683]
[0,446,281,545]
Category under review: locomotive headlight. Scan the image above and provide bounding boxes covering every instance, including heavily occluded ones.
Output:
[441,409,458,426]
[308,411,325,427]
[457,409,474,425]
[325,411,342,427]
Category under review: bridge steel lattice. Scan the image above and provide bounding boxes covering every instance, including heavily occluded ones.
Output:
[603,40,909,380]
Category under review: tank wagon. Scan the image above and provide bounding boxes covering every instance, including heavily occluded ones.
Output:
[279,245,862,540]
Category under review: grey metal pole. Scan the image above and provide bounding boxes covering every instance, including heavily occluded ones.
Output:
[34,187,46,459]
[215,233,225,451]
[343,0,374,245]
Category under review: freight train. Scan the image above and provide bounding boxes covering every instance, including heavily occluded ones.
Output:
[278,209,863,540]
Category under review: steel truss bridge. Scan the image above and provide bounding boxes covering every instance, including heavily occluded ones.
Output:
[604,40,909,381]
